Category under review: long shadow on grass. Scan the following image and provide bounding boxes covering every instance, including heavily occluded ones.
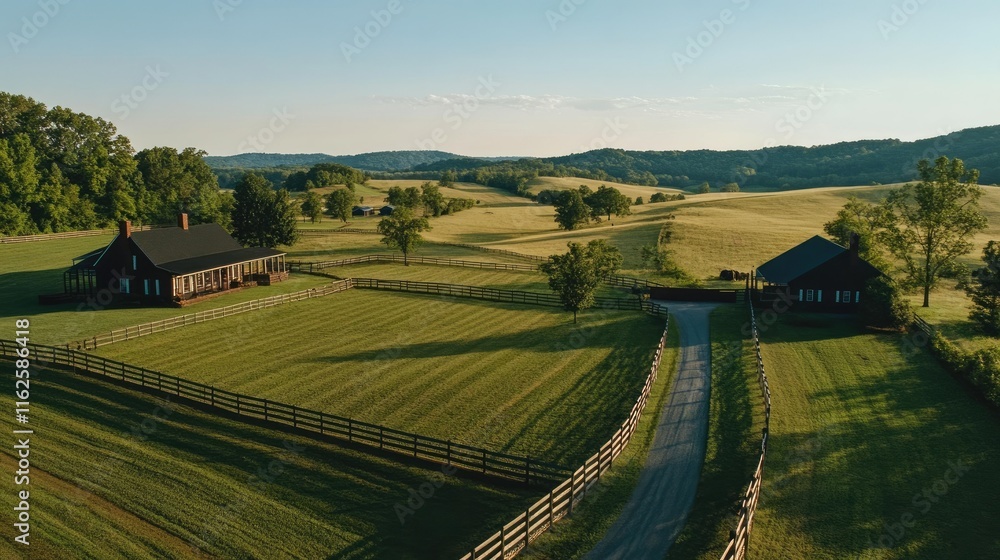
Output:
[753,317,1000,559]
[0,269,78,317]
[314,316,636,365]
[26,366,537,560]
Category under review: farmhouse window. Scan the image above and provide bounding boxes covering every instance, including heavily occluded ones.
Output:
[120,278,130,294]
[806,289,814,302]
[143,279,149,295]
[817,290,823,302]
[843,290,851,303]
[836,291,841,303]
[132,255,137,270]
[798,289,804,301]
[855,291,861,303]
[155,279,161,296]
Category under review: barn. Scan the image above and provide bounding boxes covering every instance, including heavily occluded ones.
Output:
[352,205,375,217]
[752,234,882,312]
[379,205,396,216]
[57,213,287,305]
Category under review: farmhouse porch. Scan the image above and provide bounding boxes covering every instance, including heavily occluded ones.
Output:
[171,252,288,301]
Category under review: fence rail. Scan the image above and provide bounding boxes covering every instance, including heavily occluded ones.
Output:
[288,255,540,273]
[299,228,380,235]
[719,298,772,560]
[459,318,670,560]
[349,278,668,318]
[0,341,571,485]
[0,225,157,244]
[67,280,354,350]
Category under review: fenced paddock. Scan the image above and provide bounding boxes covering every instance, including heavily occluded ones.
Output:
[458,319,670,560]
[0,225,156,244]
[718,299,771,560]
[66,280,354,350]
[0,341,570,485]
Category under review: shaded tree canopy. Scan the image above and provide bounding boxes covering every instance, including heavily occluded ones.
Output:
[231,173,299,248]
[541,240,623,322]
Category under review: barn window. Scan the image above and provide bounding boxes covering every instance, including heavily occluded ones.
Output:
[806,289,814,302]
[843,290,851,303]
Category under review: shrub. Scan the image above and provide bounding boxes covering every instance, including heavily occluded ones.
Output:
[859,276,912,330]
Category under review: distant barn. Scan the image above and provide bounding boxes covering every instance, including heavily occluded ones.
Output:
[752,234,882,312]
[379,205,395,216]
[352,205,375,217]
[55,213,287,305]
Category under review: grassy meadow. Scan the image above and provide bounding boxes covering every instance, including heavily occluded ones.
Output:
[93,289,665,466]
[0,365,536,560]
[748,313,1000,559]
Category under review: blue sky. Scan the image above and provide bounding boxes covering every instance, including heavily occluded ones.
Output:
[2,0,998,157]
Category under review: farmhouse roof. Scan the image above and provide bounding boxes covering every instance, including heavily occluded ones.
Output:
[130,223,244,266]
[156,247,286,275]
[756,235,855,284]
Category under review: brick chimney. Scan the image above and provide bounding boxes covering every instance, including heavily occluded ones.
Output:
[849,232,860,266]
[178,213,189,230]
[119,220,131,239]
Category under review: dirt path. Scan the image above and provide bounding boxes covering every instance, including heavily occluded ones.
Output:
[585,302,716,560]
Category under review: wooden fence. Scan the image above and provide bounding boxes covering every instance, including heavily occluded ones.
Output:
[719,298,771,560]
[649,287,746,303]
[458,318,670,560]
[299,228,380,235]
[67,280,354,350]
[288,255,540,273]
[350,278,669,318]
[0,341,570,485]
[0,225,156,244]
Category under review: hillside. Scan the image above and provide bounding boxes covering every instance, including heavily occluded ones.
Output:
[204,150,462,171]
[409,126,1000,190]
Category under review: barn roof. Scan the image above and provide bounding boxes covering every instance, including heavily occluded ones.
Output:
[130,224,244,266]
[756,236,850,284]
[156,247,285,275]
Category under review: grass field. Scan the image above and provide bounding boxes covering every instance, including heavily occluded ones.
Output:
[745,313,1000,559]
[94,289,665,465]
[0,365,536,560]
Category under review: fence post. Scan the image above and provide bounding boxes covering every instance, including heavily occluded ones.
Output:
[569,470,576,516]
[447,440,452,465]
[482,450,487,474]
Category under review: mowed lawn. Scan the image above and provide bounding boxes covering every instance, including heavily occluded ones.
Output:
[749,314,1000,559]
[94,289,665,465]
[0,366,536,560]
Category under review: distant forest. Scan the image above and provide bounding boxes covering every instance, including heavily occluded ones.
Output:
[206,126,1000,194]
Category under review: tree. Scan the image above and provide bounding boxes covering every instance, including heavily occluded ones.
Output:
[649,192,668,203]
[697,182,711,194]
[968,241,1000,335]
[553,189,592,230]
[300,191,323,223]
[635,196,644,205]
[720,182,740,192]
[231,173,299,248]
[326,188,356,223]
[541,240,623,323]
[882,157,988,307]
[823,195,892,271]
[585,185,632,221]
[859,276,912,331]
[377,208,431,265]
[439,169,456,187]
[135,146,225,226]
[421,183,447,217]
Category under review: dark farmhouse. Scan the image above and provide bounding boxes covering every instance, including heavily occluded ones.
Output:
[752,235,882,312]
[59,214,287,305]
